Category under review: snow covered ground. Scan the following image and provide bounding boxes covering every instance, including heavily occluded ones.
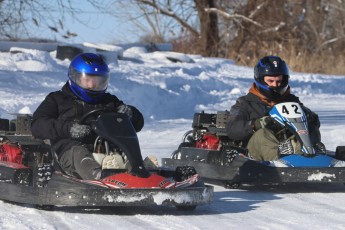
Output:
[0,42,345,229]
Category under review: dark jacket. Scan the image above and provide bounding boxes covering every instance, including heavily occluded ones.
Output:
[31,82,144,155]
[226,84,320,146]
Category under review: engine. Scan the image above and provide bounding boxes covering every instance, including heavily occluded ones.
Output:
[195,134,220,150]
[0,143,23,164]
[192,111,230,150]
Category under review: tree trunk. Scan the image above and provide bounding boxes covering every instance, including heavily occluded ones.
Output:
[195,0,219,57]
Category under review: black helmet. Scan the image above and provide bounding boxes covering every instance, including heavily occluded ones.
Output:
[254,56,290,99]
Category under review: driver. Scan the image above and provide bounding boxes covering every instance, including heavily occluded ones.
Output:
[226,56,324,161]
[31,53,144,180]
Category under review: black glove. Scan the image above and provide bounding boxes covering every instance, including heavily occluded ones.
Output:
[253,116,274,131]
[253,116,282,132]
[69,123,92,140]
[314,142,326,154]
[117,104,133,119]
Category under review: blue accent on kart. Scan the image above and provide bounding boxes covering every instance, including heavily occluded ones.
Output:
[273,154,336,167]
[269,106,285,125]
[269,103,314,155]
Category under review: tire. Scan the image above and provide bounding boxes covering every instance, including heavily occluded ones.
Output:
[224,181,240,189]
[335,146,345,160]
[176,205,197,211]
[56,45,83,61]
[35,205,55,211]
[171,142,194,159]
[0,118,9,131]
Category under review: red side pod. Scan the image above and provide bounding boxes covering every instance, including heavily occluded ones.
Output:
[0,144,23,164]
[100,173,176,189]
[195,134,220,150]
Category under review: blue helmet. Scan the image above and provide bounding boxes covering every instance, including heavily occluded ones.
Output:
[254,56,290,99]
[68,53,110,103]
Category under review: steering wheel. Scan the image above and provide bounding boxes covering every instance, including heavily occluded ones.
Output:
[79,107,118,125]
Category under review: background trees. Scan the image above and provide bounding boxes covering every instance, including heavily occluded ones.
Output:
[0,1,78,41]
[1,0,344,74]
[127,0,345,74]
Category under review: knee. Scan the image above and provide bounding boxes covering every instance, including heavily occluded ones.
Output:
[247,129,279,161]
[70,145,91,161]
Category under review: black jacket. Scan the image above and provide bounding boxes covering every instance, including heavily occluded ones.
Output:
[31,82,144,155]
[226,90,320,146]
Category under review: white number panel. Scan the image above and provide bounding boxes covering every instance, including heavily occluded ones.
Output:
[275,102,303,119]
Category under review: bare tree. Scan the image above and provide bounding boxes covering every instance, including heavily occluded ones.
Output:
[0,0,25,40]
[0,0,79,41]
[93,0,219,56]
[195,0,219,56]
[111,1,274,57]
[223,0,345,73]
[1,0,344,73]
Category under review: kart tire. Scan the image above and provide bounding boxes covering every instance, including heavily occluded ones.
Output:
[335,146,345,160]
[0,118,9,131]
[176,205,197,211]
[35,204,55,211]
[171,142,194,159]
[224,182,240,189]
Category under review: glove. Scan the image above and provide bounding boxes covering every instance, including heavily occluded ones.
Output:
[69,123,92,140]
[252,116,274,131]
[253,116,283,132]
[314,142,326,154]
[117,104,133,119]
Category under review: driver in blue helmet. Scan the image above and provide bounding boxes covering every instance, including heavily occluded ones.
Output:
[31,53,144,180]
[226,56,324,161]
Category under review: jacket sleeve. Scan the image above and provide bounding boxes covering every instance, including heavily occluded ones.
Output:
[109,95,144,132]
[31,93,72,140]
[128,105,144,132]
[301,105,321,143]
[301,105,320,129]
[226,98,255,141]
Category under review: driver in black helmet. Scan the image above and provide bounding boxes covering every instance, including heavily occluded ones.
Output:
[226,56,324,161]
[31,53,144,180]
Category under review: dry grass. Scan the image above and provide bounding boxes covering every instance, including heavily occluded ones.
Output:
[173,38,345,76]
[240,43,345,76]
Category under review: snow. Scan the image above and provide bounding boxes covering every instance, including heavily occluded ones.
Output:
[307,173,336,181]
[1,41,345,229]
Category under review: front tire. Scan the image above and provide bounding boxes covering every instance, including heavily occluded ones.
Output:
[35,205,55,211]
[335,146,345,160]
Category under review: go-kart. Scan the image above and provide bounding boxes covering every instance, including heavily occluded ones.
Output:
[0,109,213,210]
[162,102,345,188]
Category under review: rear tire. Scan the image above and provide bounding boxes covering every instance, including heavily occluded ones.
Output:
[224,181,240,189]
[0,118,9,131]
[171,142,194,159]
[176,205,197,211]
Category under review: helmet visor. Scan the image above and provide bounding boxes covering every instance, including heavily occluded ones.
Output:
[70,71,109,91]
